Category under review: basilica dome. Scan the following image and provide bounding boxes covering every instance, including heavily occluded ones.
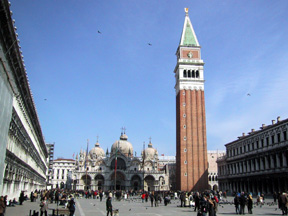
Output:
[111,133,133,157]
[143,141,158,160]
[89,141,105,159]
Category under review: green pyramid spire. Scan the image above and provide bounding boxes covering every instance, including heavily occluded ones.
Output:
[180,8,199,47]
[183,22,197,46]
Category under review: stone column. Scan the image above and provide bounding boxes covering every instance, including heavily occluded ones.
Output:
[282,151,287,167]
[260,157,264,170]
[270,155,275,168]
[255,158,259,171]
[251,160,254,172]
[276,153,280,168]
[265,156,269,169]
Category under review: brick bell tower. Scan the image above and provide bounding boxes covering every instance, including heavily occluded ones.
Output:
[175,8,208,191]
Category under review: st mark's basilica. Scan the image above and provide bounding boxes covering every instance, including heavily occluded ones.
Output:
[52,132,172,192]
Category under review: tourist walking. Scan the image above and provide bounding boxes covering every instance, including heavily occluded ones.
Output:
[212,196,218,216]
[207,196,215,216]
[150,193,154,207]
[40,197,48,216]
[100,191,103,202]
[164,193,170,206]
[239,193,246,215]
[278,192,287,215]
[154,193,159,207]
[67,198,76,216]
[194,192,200,212]
[247,194,253,214]
[106,196,113,216]
[234,194,240,214]
[180,192,185,207]
[199,196,208,216]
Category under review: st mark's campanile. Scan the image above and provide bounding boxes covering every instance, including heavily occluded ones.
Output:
[175,8,208,191]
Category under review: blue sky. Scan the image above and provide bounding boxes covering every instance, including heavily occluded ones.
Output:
[10,0,288,159]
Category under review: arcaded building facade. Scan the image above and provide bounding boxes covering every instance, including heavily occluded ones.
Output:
[174,8,208,191]
[217,117,288,195]
[0,0,48,199]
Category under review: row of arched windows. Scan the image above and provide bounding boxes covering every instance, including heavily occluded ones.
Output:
[183,70,200,78]
[208,175,218,181]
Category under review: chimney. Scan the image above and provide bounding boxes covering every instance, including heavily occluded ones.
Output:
[260,124,266,129]
[242,133,245,136]
[277,116,281,123]
[251,129,255,132]
[272,120,275,125]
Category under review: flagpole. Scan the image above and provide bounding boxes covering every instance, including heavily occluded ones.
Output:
[142,141,145,191]
[86,139,89,191]
[114,141,119,191]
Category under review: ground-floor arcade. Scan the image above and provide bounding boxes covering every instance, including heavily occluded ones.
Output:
[219,174,288,195]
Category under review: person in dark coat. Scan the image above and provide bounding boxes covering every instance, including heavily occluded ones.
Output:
[180,192,185,207]
[164,193,170,206]
[67,198,75,216]
[278,192,287,215]
[200,196,208,216]
[239,193,246,215]
[106,196,113,216]
[154,193,159,207]
[207,196,215,216]
[30,192,34,202]
[150,193,154,207]
[19,191,25,205]
[100,191,103,202]
[194,192,200,212]
[55,191,59,204]
[234,194,240,214]
[247,194,253,214]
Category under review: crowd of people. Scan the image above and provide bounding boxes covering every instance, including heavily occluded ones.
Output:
[1,189,288,215]
[232,191,288,215]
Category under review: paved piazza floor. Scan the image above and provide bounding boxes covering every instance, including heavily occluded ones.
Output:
[5,196,284,216]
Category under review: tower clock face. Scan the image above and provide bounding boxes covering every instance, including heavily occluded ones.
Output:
[181,49,199,59]
[187,52,193,58]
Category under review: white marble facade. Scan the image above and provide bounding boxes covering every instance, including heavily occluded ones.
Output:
[53,133,171,192]
[0,0,48,200]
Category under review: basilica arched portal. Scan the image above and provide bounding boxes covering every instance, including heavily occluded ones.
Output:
[110,171,126,190]
[95,174,105,190]
[131,175,142,191]
[144,175,155,191]
[81,174,91,190]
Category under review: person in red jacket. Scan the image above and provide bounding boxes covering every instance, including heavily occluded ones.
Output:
[141,193,145,203]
